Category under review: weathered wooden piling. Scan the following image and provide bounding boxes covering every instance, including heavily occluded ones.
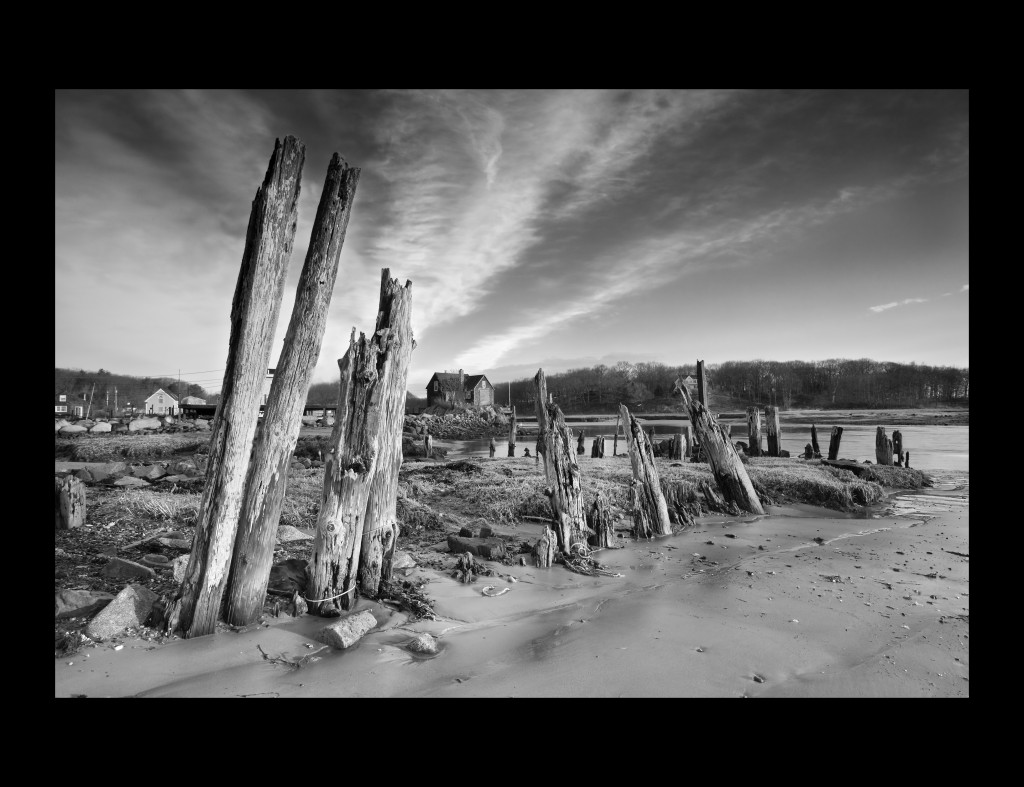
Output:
[619,403,672,538]
[587,494,616,548]
[827,426,844,461]
[765,406,781,457]
[893,430,904,466]
[671,432,684,460]
[810,424,821,458]
[508,406,517,457]
[677,380,765,515]
[803,443,814,459]
[875,426,894,466]
[591,436,605,458]
[746,407,763,456]
[612,411,621,456]
[424,433,433,458]
[172,136,305,639]
[577,430,586,455]
[55,475,86,530]
[225,155,361,627]
[696,359,708,407]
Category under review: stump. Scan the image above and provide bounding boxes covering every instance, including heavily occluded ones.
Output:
[875,427,894,466]
[55,475,86,530]
[587,494,615,548]
[533,528,556,568]
[765,406,781,457]
[746,407,762,456]
[893,430,904,466]
[803,443,814,459]
[827,426,844,461]
[670,433,684,461]
[810,424,821,457]
[620,404,672,538]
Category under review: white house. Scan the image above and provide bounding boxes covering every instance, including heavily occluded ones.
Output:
[145,388,178,415]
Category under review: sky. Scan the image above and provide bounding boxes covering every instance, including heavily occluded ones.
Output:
[55,89,969,397]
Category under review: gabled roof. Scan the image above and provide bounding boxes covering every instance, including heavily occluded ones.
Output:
[145,388,178,403]
[464,374,489,389]
[428,372,465,393]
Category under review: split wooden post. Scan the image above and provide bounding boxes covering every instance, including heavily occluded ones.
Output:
[591,436,605,458]
[892,430,904,466]
[827,426,844,461]
[612,411,621,456]
[171,136,305,639]
[676,379,765,515]
[619,403,672,538]
[765,406,781,457]
[746,407,763,457]
[224,155,360,627]
[587,494,616,548]
[424,433,433,458]
[306,321,403,616]
[905,451,911,468]
[696,359,708,407]
[810,424,821,457]
[875,427,894,466]
[356,275,414,599]
[535,377,550,479]
[671,433,684,460]
[55,475,86,530]
[577,430,586,455]
[508,406,517,457]
[534,368,590,554]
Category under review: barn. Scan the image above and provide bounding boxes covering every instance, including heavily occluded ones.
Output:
[426,369,494,408]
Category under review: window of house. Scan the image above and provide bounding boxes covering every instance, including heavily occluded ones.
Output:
[434,382,438,391]
[159,395,164,403]
[55,405,67,413]
[59,394,66,402]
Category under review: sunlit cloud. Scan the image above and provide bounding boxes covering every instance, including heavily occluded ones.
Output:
[960,284,969,292]
[869,298,928,313]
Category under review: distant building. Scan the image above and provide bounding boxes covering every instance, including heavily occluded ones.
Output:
[426,369,494,407]
[144,388,178,415]
[55,393,84,418]
[180,395,206,406]
[680,375,697,391]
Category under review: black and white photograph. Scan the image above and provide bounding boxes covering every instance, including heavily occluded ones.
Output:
[55,89,969,697]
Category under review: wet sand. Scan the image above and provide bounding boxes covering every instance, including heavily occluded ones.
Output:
[54,473,968,698]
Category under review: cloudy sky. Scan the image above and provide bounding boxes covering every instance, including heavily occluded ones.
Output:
[55,89,969,396]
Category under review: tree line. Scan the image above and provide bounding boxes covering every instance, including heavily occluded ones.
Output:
[490,359,968,413]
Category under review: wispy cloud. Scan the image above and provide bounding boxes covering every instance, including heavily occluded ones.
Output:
[960,284,969,292]
[868,298,928,313]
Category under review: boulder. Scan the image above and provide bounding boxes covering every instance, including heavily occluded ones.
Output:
[89,421,112,433]
[59,424,88,434]
[391,551,416,570]
[315,610,378,649]
[113,476,149,488]
[129,464,152,478]
[144,464,167,481]
[446,534,508,560]
[141,554,170,569]
[73,468,94,482]
[55,419,70,433]
[162,416,175,426]
[85,584,160,640]
[478,525,494,538]
[268,558,309,594]
[195,419,210,430]
[406,632,439,654]
[157,537,191,549]
[111,423,129,433]
[169,459,199,476]
[80,419,95,428]
[100,556,156,580]
[55,589,114,619]
[276,525,314,543]
[99,462,128,480]
[129,417,162,431]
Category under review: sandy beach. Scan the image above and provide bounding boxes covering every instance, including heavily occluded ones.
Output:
[54,468,967,698]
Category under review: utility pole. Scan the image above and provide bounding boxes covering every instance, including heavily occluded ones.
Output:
[114,386,118,416]
[86,383,96,419]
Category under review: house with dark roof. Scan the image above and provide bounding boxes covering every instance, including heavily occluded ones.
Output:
[426,369,494,408]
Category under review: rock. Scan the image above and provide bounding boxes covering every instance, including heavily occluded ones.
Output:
[391,551,416,570]
[407,632,439,654]
[157,537,192,549]
[291,591,308,617]
[195,419,210,430]
[113,476,149,487]
[129,417,162,431]
[73,468,94,482]
[55,419,70,433]
[111,422,129,433]
[80,419,95,428]
[100,556,156,580]
[101,462,128,479]
[171,554,190,582]
[162,416,175,426]
[446,534,508,560]
[269,558,309,594]
[144,464,167,481]
[277,525,314,543]
[315,610,378,649]
[129,464,152,478]
[55,589,114,619]
[169,459,199,476]
[779,449,790,458]
[458,527,476,538]
[59,424,88,434]
[89,421,112,433]
[141,553,170,568]
[478,525,494,538]
[85,584,160,640]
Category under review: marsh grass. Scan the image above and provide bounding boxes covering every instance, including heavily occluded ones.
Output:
[56,433,211,462]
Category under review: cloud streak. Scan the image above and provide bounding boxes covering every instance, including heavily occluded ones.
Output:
[868,298,929,313]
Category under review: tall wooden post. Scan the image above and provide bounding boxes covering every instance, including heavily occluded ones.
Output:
[508,406,517,457]
[357,275,414,598]
[620,404,672,538]
[746,407,762,457]
[535,377,549,478]
[577,430,585,455]
[875,426,894,466]
[810,424,821,457]
[612,411,620,456]
[224,155,360,627]
[696,359,708,407]
[827,426,844,460]
[765,405,781,457]
[172,136,304,639]
[677,379,764,515]
[682,425,692,457]
[671,432,684,460]
[892,430,904,467]
[534,369,589,553]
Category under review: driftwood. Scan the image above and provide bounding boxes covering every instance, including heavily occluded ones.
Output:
[55,475,86,530]
[620,404,672,538]
[875,427,894,466]
[587,494,616,548]
[173,136,305,639]
[677,380,765,515]
[746,407,762,456]
[827,426,844,461]
[765,406,781,457]
[224,154,361,627]
[534,369,590,552]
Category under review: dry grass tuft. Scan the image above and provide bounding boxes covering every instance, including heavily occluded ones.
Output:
[56,433,210,462]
